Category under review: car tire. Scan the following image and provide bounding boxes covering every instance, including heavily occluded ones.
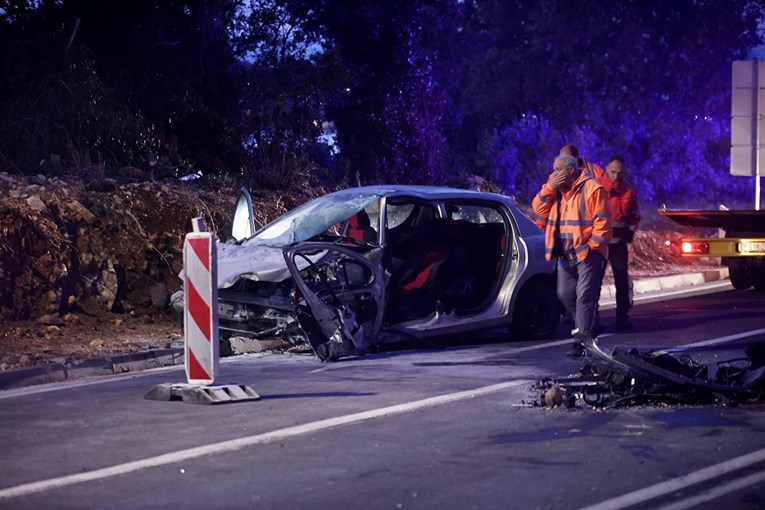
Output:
[729,264,752,290]
[751,267,765,292]
[511,278,561,340]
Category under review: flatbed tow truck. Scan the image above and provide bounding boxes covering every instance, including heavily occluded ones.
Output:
[658,61,765,292]
[658,208,765,291]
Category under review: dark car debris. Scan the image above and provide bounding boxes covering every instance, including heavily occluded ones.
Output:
[535,337,765,409]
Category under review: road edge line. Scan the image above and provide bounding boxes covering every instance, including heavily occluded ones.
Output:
[0,379,530,500]
[578,447,765,510]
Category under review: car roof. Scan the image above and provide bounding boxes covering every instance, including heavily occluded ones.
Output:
[324,185,539,236]
[327,184,510,202]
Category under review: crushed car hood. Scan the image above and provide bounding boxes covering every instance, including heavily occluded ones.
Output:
[217,191,381,288]
[217,243,295,288]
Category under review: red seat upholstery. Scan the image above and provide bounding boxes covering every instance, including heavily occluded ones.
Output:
[347,211,376,243]
[399,246,451,292]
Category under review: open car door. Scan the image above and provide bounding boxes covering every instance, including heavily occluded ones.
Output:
[231,187,255,242]
[283,243,386,361]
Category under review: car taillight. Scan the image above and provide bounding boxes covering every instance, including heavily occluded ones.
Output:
[681,241,709,255]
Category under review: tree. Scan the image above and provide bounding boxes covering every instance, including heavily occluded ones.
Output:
[1,0,763,208]
[0,5,154,175]
[289,0,469,185]
[0,0,245,177]
[464,0,764,208]
[231,0,345,187]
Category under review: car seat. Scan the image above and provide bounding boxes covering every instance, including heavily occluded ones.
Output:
[347,210,376,243]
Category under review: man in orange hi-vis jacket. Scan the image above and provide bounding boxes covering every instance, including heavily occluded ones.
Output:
[532,154,612,357]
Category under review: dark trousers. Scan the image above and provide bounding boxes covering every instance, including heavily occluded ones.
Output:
[557,250,605,337]
[604,241,631,319]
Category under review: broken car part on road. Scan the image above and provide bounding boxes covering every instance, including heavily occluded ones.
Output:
[536,337,765,408]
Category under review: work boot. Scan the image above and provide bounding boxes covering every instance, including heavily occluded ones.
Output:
[314,338,357,361]
[314,342,330,361]
[615,316,634,331]
[569,330,601,358]
[571,324,604,338]
[566,341,585,358]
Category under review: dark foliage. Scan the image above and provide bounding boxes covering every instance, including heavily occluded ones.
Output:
[0,10,156,176]
[460,0,764,208]
[0,0,763,206]
[231,0,346,187]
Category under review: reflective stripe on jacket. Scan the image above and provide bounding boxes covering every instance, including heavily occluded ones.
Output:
[597,176,640,244]
[532,171,611,262]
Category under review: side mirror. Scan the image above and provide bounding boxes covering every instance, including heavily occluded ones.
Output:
[231,187,255,241]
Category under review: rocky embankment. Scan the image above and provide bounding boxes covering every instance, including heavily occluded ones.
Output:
[0,172,320,369]
[1,172,236,321]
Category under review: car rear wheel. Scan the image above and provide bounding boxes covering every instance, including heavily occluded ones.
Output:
[511,279,561,340]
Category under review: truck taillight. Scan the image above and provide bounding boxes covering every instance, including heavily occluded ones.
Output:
[681,241,709,255]
[664,238,681,256]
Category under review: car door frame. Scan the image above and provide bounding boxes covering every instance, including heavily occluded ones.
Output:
[283,243,387,354]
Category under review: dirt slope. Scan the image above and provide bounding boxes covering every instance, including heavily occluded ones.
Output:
[0,172,324,369]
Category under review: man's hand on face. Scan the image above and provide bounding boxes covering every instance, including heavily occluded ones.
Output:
[550,155,578,191]
[549,169,569,190]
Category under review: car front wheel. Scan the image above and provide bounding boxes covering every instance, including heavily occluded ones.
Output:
[511,278,561,340]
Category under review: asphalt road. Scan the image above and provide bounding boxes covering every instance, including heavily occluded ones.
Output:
[1,285,764,510]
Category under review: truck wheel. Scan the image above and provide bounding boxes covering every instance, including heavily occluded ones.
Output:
[751,267,765,292]
[729,264,752,290]
[511,279,561,340]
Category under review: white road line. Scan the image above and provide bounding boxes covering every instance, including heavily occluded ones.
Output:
[511,337,603,353]
[305,336,607,372]
[661,329,765,353]
[0,366,181,400]
[653,470,765,510]
[499,326,763,356]
[599,280,731,309]
[633,280,731,301]
[0,379,530,500]
[579,448,765,510]
[0,354,254,401]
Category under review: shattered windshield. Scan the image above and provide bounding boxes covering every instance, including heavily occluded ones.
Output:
[243,190,382,248]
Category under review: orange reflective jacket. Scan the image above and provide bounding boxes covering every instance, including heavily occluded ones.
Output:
[532,171,611,262]
[598,176,640,243]
[583,158,605,180]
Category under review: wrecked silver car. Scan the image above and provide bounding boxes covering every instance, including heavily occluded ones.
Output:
[207,185,560,361]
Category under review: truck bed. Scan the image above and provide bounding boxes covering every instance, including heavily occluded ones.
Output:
[659,209,765,231]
